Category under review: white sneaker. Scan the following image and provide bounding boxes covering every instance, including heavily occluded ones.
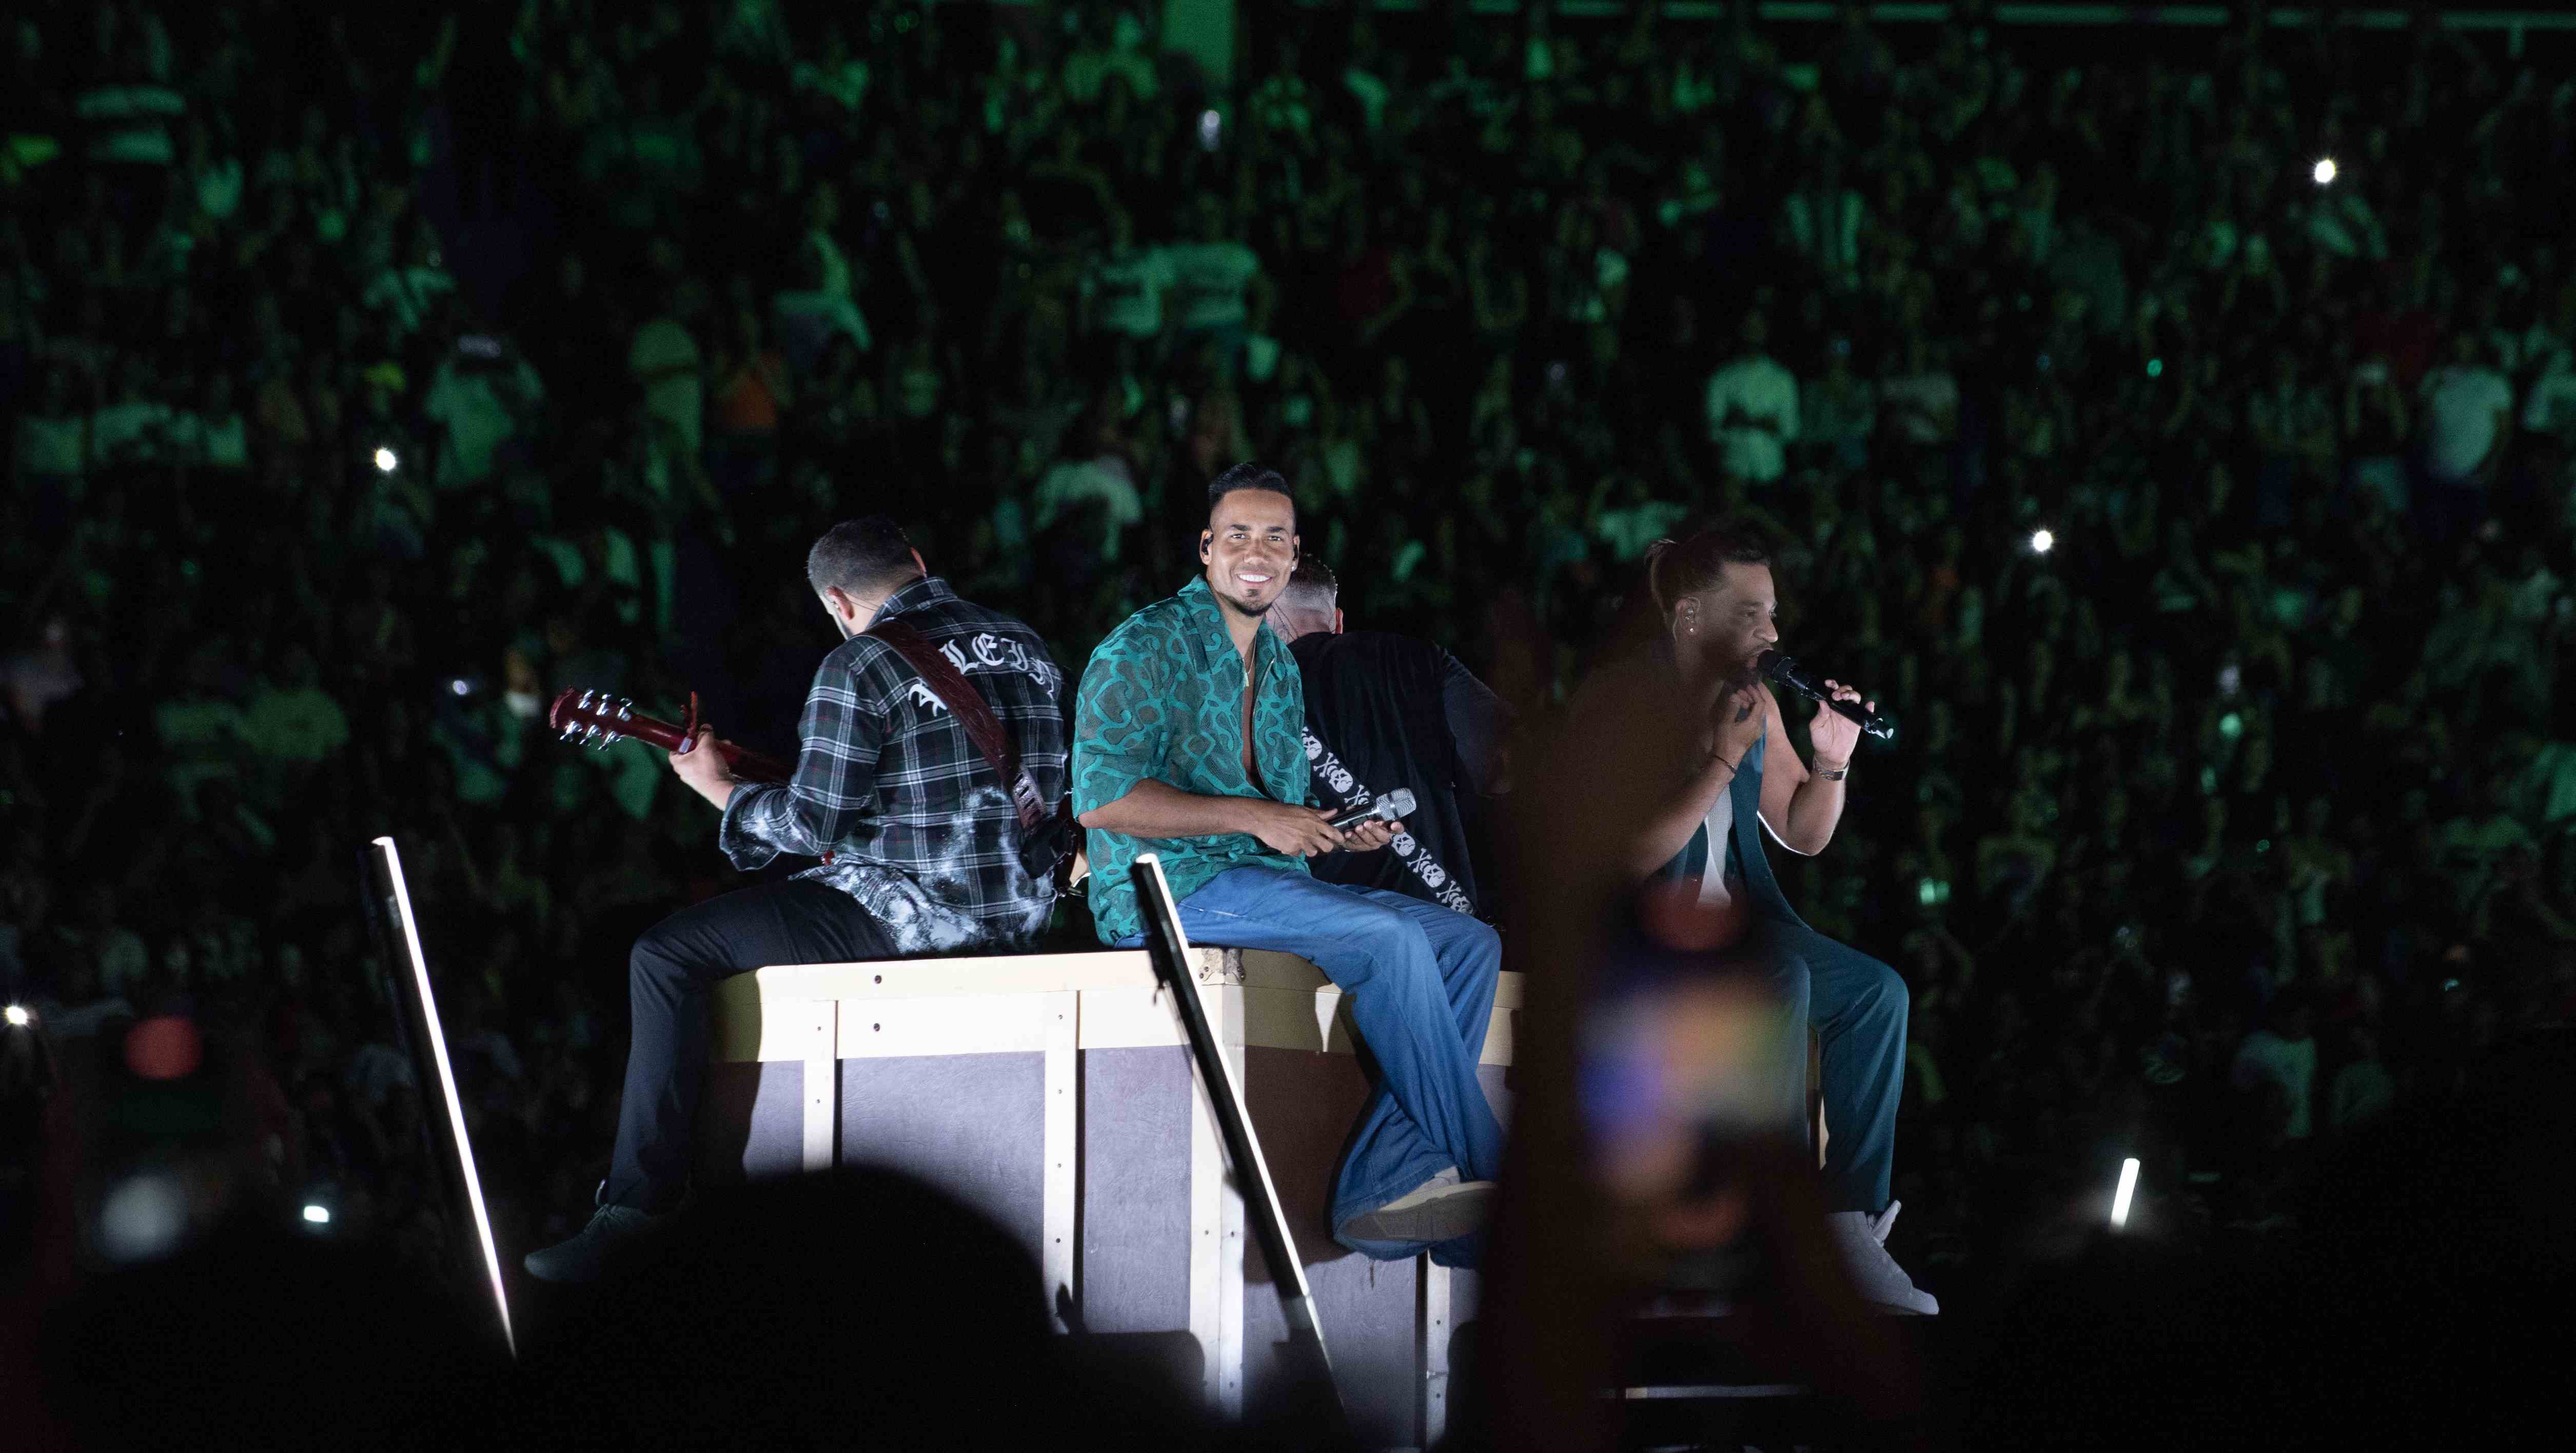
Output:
[1341,1166,1497,1243]
[1827,1201,1939,1315]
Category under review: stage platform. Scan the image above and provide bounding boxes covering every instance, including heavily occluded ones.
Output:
[697,946,1518,1450]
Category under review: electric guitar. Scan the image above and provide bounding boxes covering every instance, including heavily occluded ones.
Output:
[545,688,795,784]
[549,686,1090,891]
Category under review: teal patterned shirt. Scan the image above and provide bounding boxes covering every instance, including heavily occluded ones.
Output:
[1073,576,1313,943]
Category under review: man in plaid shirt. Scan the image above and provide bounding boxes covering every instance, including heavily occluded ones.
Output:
[529,516,1068,1281]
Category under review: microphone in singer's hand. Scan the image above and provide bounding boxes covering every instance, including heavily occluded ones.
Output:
[1328,789,1416,833]
[1756,651,1897,743]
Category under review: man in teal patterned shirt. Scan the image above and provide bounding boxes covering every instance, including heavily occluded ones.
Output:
[1074,465,1507,1261]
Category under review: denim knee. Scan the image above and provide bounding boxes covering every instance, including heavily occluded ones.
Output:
[1451,919,1504,971]
[1856,956,1909,1026]
[1329,903,1436,989]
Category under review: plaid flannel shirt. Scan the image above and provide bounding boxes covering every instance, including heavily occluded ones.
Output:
[718,576,1070,953]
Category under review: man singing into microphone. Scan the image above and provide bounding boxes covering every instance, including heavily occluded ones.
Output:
[1073,465,1507,1262]
[1577,520,1935,1314]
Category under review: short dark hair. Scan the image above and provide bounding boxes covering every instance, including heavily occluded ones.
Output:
[1206,462,1293,522]
[807,516,921,598]
[1280,558,1338,616]
[1643,519,1773,618]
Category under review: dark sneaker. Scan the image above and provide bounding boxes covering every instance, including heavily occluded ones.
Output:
[524,1204,660,1283]
[1341,1167,1496,1244]
[1827,1202,1939,1315]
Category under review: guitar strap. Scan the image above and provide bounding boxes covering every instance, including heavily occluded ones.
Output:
[864,616,1079,887]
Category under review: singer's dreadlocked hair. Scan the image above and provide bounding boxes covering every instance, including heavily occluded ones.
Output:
[1643,520,1774,618]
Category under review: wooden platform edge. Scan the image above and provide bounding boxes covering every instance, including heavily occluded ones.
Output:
[712,949,1521,1068]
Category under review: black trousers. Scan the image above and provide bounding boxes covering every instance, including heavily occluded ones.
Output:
[606,880,895,1211]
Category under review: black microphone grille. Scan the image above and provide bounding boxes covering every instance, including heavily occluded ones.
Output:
[1756,649,1793,684]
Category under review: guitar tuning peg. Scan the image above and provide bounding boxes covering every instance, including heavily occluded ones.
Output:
[578,688,596,710]
[617,703,633,721]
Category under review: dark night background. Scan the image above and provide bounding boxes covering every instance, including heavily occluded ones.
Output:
[1,2,2572,1445]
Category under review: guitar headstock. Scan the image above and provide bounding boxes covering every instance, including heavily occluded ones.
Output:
[545,688,714,764]
[548,687,640,750]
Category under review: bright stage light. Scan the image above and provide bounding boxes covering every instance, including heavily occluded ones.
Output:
[2030,529,2056,554]
[3,1003,28,1027]
[2312,157,2337,185]
[101,1173,188,1261]
[303,1204,332,1225]
[2111,1157,2141,1229]
[373,446,398,473]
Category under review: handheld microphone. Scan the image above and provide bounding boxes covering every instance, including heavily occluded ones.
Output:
[1328,789,1416,832]
[1757,650,1897,743]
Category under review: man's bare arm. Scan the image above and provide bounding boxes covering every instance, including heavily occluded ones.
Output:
[1773,770,1849,857]
[1629,746,1741,880]
[1759,687,1849,857]
[1573,665,1756,880]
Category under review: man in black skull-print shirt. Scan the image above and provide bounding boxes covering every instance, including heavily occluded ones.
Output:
[1269,560,1511,922]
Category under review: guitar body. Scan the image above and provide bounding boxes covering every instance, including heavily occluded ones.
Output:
[547,688,795,784]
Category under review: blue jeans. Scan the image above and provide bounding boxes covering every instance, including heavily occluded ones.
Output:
[1118,865,1505,1263]
[1718,919,1909,1215]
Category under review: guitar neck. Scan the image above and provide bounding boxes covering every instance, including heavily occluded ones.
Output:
[609,710,697,756]
[552,689,797,784]
[690,731,796,785]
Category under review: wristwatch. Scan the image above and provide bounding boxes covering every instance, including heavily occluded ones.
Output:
[1816,762,1851,782]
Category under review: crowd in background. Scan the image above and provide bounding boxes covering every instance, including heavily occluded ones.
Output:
[3,0,2573,1297]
